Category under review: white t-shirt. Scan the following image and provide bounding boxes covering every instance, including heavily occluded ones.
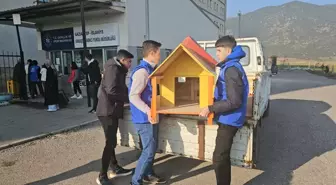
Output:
[40,68,47,82]
[25,64,29,74]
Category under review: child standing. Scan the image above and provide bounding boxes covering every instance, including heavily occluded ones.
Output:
[68,62,83,99]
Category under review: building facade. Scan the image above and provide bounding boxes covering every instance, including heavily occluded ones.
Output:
[0,0,227,76]
[0,0,46,62]
[191,0,226,36]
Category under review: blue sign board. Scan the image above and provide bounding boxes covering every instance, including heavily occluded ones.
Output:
[41,28,74,51]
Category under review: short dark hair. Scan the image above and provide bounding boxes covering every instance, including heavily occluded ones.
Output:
[142,40,162,57]
[85,53,93,60]
[71,62,78,69]
[117,49,134,60]
[215,35,237,49]
[32,60,38,65]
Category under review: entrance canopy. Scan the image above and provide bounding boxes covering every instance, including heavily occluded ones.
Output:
[0,0,125,27]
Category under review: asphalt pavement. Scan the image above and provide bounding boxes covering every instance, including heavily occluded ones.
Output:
[0,71,335,185]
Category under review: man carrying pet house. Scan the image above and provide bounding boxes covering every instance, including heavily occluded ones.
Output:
[199,35,249,185]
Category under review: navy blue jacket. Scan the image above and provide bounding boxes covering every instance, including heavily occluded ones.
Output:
[209,46,249,128]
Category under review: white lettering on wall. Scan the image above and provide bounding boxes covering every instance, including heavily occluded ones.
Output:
[73,23,119,48]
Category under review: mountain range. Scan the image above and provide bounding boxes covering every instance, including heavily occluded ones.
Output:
[226,1,336,59]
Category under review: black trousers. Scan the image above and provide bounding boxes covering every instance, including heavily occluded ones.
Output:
[89,83,99,111]
[213,124,238,185]
[73,81,82,95]
[98,116,119,176]
[31,82,44,97]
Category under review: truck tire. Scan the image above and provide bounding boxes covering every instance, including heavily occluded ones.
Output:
[263,100,270,118]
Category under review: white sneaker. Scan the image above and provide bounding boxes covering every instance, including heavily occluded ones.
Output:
[77,95,83,99]
[70,95,78,99]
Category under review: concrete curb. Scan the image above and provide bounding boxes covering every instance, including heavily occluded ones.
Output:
[0,119,99,151]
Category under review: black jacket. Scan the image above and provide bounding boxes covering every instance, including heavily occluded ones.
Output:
[209,66,244,114]
[96,58,128,118]
[82,59,101,84]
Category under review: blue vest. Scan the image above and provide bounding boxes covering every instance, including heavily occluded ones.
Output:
[129,60,154,124]
[30,65,40,82]
[214,60,249,128]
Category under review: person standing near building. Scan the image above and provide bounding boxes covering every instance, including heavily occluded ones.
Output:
[25,59,33,97]
[129,40,166,185]
[95,49,134,185]
[40,64,47,92]
[29,60,40,98]
[199,36,249,185]
[68,62,83,99]
[83,54,101,113]
[45,60,59,112]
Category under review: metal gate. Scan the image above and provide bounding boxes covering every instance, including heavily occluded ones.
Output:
[0,51,21,96]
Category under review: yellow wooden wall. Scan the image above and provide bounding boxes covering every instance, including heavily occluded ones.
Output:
[159,52,212,108]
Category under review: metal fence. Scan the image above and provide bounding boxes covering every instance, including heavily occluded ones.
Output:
[0,51,21,95]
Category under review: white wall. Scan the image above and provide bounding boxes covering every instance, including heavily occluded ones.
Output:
[125,0,146,47]
[126,0,219,49]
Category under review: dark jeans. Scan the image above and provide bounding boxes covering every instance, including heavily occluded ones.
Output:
[89,83,99,111]
[31,81,44,97]
[132,123,158,185]
[98,116,119,176]
[73,81,82,95]
[213,124,238,185]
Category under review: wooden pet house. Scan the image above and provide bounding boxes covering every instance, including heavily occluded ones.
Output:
[149,36,218,124]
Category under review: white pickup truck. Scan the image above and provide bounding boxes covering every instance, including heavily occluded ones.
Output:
[117,37,271,168]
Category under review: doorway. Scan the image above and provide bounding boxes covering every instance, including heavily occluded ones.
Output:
[62,51,72,75]
[174,77,199,106]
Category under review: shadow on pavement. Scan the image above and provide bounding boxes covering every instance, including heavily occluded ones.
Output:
[25,150,176,185]
[25,149,140,185]
[245,99,336,185]
[271,71,336,95]
[154,156,212,184]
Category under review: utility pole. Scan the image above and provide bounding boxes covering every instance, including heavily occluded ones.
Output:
[145,0,150,40]
[80,0,91,107]
[238,10,241,38]
[13,14,28,100]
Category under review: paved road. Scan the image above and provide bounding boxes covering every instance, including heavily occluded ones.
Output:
[0,71,335,185]
[0,99,97,148]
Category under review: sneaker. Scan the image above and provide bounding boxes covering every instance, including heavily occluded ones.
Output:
[96,175,112,185]
[47,105,57,112]
[77,95,83,99]
[70,95,78,99]
[89,109,96,113]
[109,165,133,178]
[143,174,166,184]
[130,183,142,185]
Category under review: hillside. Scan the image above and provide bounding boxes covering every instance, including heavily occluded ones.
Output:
[226,1,336,59]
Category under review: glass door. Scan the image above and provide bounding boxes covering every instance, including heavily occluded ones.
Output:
[51,51,61,73]
[91,49,104,72]
[62,51,72,75]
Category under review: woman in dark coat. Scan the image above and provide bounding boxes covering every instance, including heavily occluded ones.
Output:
[44,61,59,111]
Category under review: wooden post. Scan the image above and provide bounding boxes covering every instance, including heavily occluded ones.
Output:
[207,76,214,125]
[197,120,205,160]
[151,77,158,122]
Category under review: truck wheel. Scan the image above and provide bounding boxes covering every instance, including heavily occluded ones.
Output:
[263,101,270,118]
